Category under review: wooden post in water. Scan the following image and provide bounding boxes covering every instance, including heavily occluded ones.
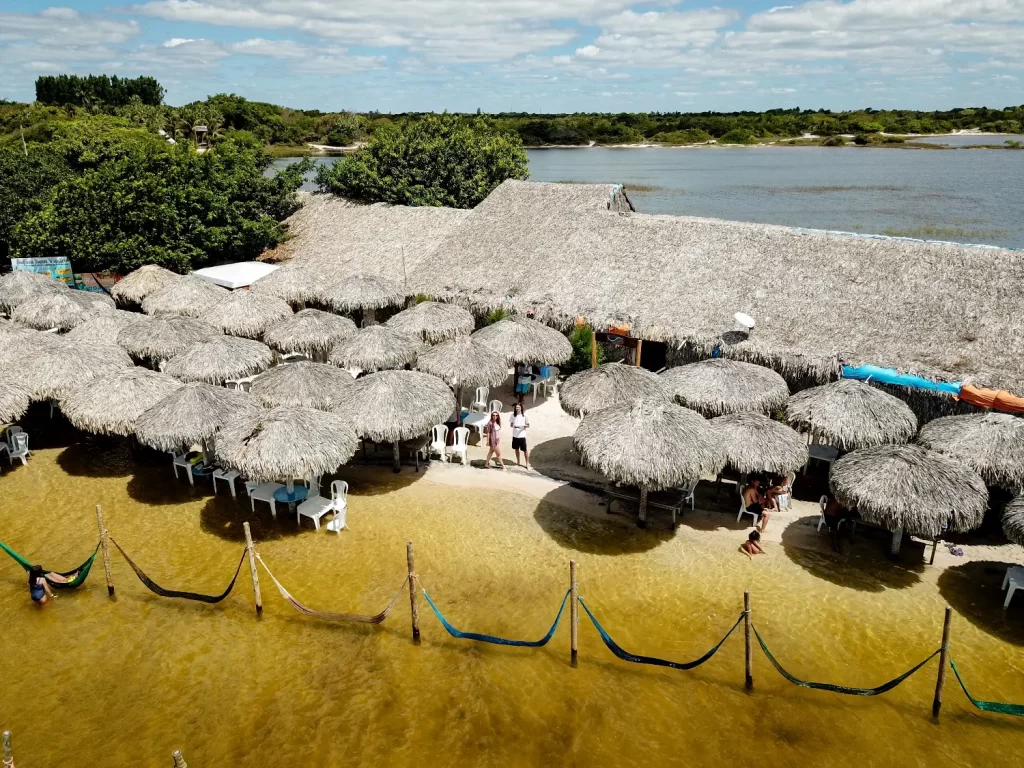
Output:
[242,522,262,617]
[171,749,187,768]
[590,330,598,369]
[3,730,14,768]
[407,542,420,641]
[570,560,579,667]
[744,590,753,690]
[932,606,953,717]
[96,504,114,597]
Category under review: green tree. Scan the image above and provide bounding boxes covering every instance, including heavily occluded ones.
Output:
[315,113,529,208]
[0,146,68,260]
[717,129,757,145]
[564,325,605,375]
[35,75,164,107]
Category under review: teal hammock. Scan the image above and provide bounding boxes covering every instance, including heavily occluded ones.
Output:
[422,588,570,647]
[753,625,939,696]
[950,658,1024,716]
[579,596,742,670]
[0,540,99,589]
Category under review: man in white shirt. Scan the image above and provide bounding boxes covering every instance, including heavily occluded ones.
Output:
[510,401,530,467]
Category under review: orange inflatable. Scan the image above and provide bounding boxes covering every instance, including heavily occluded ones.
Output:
[957,384,1024,415]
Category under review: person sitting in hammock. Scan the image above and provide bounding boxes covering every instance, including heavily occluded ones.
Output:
[28,564,77,604]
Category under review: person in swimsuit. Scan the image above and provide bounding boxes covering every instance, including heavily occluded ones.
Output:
[484,410,505,470]
[28,564,55,605]
[742,477,770,532]
[739,530,765,559]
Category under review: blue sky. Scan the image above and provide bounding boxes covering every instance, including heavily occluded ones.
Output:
[1,1,1022,112]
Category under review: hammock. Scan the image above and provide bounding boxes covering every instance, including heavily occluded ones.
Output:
[579,596,741,670]
[257,554,407,624]
[110,537,245,604]
[950,658,1024,716]
[0,540,99,589]
[422,588,570,647]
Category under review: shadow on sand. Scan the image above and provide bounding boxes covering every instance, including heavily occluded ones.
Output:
[56,436,135,478]
[199,493,307,543]
[937,560,1024,647]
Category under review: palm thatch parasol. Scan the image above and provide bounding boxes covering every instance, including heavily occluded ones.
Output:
[116,315,222,362]
[1002,496,1024,547]
[660,359,789,418]
[111,265,181,306]
[250,361,354,411]
[315,274,406,313]
[198,290,293,339]
[0,323,56,370]
[75,291,116,310]
[263,308,358,358]
[574,400,724,526]
[215,405,358,484]
[328,325,422,373]
[385,301,475,343]
[135,383,259,453]
[14,338,134,401]
[472,315,572,366]
[0,270,67,314]
[141,275,228,317]
[333,369,457,471]
[60,367,183,437]
[917,413,1024,490]
[0,373,32,423]
[11,290,112,331]
[249,263,321,304]
[829,444,988,539]
[414,334,509,388]
[164,335,275,385]
[63,310,143,345]
[560,363,671,418]
[710,412,808,475]
[786,379,918,450]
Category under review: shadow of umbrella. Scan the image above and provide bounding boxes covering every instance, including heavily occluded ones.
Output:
[56,436,134,478]
[126,468,199,506]
[199,494,306,543]
[937,560,1024,647]
[528,436,607,485]
[330,461,427,497]
[779,515,923,592]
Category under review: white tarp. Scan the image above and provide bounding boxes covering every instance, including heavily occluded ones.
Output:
[192,262,279,290]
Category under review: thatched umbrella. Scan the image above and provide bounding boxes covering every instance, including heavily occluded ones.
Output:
[14,338,134,401]
[198,290,293,339]
[135,383,259,454]
[660,359,789,418]
[917,413,1024,491]
[560,363,671,418]
[263,308,358,359]
[215,405,358,488]
[0,373,32,423]
[574,400,724,527]
[333,370,457,472]
[116,316,222,363]
[250,362,354,411]
[786,379,918,450]
[328,325,422,373]
[0,323,56,370]
[0,270,66,314]
[414,335,509,391]
[11,290,112,331]
[63,311,143,345]
[164,336,275,385]
[830,445,988,542]
[1002,497,1024,547]
[76,292,116,310]
[710,412,808,475]
[60,367,183,437]
[472,316,572,366]
[141,275,228,317]
[249,263,320,304]
[111,265,180,307]
[386,301,475,344]
[315,274,406,316]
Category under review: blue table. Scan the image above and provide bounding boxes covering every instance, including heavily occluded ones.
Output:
[273,485,309,504]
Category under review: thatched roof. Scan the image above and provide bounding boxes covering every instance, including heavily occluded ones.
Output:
[250,361,354,410]
[11,290,112,331]
[315,274,407,312]
[333,369,457,443]
[164,336,274,385]
[560,363,671,418]
[786,379,918,450]
[0,270,67,313]
[63,311,143,345]
[660,359,789,418]
[141,275,228,317]
[13,338,133,401]
[710,412,808,475]
[472,315,572,366]
[116,316,222,361]
[135,382,260,452]
[0,373,32,423]
[110,265,180,306]
[198,290,293,339]
[248,263,320,304]
[414,334,509,388]
[1002,496,1024,547]
[385,301,475,343]
[215,405,358,483]
[917,412,1024,490]
[410,179,1024,392]
[262,308,358,356]
[328,325,422,372]
[60,367,183,437]
[829,444,988,537]
[0,323,58,370]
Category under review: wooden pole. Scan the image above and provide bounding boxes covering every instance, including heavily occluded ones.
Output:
[744,590,753,689]
[635,339,643,368]
[242,522,262,617]
[406,542,420,641]
[637,487,648,528]
[171,749,188,768]
[3,730,13,768]
[590,330,597,369]
[96,504,114,597]
[570,560,579,666]
[930,537,939,566]
[392,442,402,474]
[932,606,953,717]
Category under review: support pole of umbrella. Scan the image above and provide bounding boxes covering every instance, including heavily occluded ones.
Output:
[638,487,648,528]
[243,522,262,618]
[392,442,401,474]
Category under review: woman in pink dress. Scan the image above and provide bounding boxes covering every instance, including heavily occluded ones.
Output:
[484,410,505,470]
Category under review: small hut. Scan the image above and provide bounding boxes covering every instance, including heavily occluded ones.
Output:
[110,265,180,307]
[472,315,572,366]
[328,325,422,373]
[116,316,222,363]
[414,335,509,390]
[385,301,475,344]
[141,275,228,318]
[11,291,112,331]
[198,290,293,339]
[263,309,358,360]
[15,338,134,401]
[660,359,789,418]
[710,412,808,476]
[135,383,260,454]
[164,336,275,385]
[249,263,321,305]
[1002,497,1024,547]
[0,373,32,424]
[917,412,1024,491]
[249,362,354,411]
[786,379,918,450]
[314,274,406,317]
[60,367,183,437]
[0,271,67,314]
[560,363,671,418]
[63,311,143,345]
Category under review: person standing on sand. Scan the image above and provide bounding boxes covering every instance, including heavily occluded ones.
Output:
[510,402,530,467]
[484,411,505,470]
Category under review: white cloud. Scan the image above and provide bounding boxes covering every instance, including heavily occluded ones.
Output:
[163,38,197,48]
[0,7,140,46]
[576,45,600,57]
[771,87,797,93]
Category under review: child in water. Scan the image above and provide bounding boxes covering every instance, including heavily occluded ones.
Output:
[739,530,765,559]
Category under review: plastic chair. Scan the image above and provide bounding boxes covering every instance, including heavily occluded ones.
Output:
[817,495,855,535]
[6,426,24,449]
[426,424,448,462]
[297,477,333,530]
[775,472,795,510]
[448,427,470,466]
[7,433,29,466]
[736,482,760,526]
[325,480,349,534]
[1002,566,1024,609]
[247,481,283,519]
[171,452,194,486]
[487,399,504,416]
[679,479,698,511]
[470,387,489,413]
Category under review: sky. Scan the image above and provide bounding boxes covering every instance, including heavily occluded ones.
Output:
[0,1,1022,112]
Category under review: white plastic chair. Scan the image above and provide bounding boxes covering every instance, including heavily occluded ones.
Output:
[679,479,698,511]
[247,481,283,519]
[775,472,795,510]
[213,468,240,498]
[487,399,504,416]
[817,495,856,535]
[1002,566,1024,609]
[6,426,24,449]
[448,427,470,466]
[224,379,241,390]
[736,482,760,526]
[325,480,349,534]
[470,387,489,413]
[297,478,333,530]
[281,353,309,364]
[171,452,194,486]
[7,433,29,466]
[426,424,448,462]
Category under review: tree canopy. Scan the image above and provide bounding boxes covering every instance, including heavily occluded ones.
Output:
[36,75,164,108]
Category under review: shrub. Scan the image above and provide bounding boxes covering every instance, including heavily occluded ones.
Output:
[564,325,606,375]
[717,129,757,145]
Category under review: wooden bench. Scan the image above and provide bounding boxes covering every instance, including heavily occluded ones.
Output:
[604,488,684,528]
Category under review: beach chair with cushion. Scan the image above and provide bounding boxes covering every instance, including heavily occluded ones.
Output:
[470,387,489,413]
[448,427,470,466]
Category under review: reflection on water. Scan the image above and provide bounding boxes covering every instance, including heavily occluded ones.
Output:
[2,439,1023,767]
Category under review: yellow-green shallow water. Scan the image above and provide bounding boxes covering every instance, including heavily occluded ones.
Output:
[1,432,1023,767]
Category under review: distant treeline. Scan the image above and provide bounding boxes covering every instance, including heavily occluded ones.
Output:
[35,75,165,108]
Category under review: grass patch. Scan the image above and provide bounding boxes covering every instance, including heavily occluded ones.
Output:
[265,144,313,157]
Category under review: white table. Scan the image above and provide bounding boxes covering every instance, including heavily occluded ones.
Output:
[462,412,488,441]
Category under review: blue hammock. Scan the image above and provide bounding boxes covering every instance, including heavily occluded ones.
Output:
[422,588,570,647]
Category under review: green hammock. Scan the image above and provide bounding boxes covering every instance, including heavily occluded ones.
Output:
[950,658,1024,717]
[0,540,99,589]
